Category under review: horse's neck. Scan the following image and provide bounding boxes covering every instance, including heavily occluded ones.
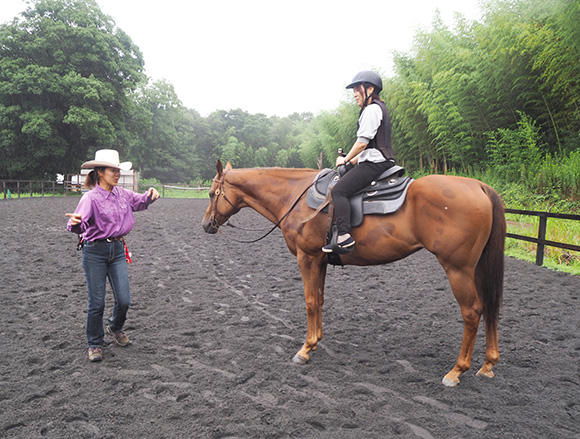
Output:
[228,168,315,223]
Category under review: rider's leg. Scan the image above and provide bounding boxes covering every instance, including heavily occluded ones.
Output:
[331,161,389,238]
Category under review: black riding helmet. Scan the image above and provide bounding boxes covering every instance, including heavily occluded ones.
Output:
[346,70,383,91]
[346,71,382,108]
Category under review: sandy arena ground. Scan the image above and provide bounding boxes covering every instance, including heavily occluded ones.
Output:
[0,197,579,438]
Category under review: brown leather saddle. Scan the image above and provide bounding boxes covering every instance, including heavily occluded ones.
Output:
[305,165,413,228]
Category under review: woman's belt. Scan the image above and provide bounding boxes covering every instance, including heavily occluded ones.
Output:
[93,237,124,243]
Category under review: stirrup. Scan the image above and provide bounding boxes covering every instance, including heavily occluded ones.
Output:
[322,242,355,254]
[322,228,355,254]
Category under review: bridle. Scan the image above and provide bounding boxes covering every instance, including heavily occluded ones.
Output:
[208,168,240,230]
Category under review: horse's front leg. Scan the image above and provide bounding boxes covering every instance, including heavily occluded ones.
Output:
[292,252,327,365]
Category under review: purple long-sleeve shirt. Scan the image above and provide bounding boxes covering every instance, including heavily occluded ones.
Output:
[67,185,155,241]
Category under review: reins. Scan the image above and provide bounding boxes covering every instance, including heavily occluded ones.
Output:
[223,221,271,232]
[215,168,336,244]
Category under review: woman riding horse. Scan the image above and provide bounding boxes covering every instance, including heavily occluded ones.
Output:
[323,71,396,254]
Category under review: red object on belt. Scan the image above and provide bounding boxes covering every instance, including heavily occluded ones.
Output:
[123,238,132,263]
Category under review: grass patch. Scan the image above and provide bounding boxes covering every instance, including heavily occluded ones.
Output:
[140,178,209,199]
[505,213,580,275]
[497,180,580,275]
[150,185,209,199]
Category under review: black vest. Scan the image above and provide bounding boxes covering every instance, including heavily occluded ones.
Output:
[359,99,394,160]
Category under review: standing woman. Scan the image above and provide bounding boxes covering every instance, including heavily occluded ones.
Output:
[66,149,159,362]
[322,71,396,254]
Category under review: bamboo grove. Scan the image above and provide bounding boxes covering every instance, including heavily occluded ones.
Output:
[1,0,579,199]
[383,0,580,198]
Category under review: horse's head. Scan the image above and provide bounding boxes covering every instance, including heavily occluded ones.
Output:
[202,160,241,234]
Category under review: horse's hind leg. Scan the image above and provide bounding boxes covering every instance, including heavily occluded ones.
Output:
[442,268,483,387]
[475,316,499,379]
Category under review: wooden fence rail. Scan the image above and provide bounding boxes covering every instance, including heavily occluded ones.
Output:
[505,208,580,266]
[0,180,211,199]
[1,180,63,199]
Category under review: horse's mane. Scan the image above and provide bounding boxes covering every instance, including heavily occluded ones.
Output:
[229,167,320,185]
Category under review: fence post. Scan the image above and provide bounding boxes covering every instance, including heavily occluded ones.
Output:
[162,185,166,198]
[536,214,548,266]
[17,181,20,198]
[30,181,33,197]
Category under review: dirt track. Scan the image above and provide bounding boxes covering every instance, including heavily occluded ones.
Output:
[1,197,579,438]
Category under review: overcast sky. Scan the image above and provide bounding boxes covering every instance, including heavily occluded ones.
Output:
[1,0,483,117]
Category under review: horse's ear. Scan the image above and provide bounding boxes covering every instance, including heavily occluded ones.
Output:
[216,160,223,176]
[225,161,233,171]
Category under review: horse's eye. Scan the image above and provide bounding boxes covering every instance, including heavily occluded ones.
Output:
[209,192,215,199]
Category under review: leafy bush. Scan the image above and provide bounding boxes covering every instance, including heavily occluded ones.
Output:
[485,111,543,185]
[533,151,580,199]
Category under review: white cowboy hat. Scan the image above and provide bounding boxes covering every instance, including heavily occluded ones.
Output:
[81,149,132,171]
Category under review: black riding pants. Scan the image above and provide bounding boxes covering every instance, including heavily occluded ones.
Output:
[331,160,395,235]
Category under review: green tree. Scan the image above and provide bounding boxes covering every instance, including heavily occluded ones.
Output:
[254,147,270,167]
[0,0,145,179]
[298,103,358,169]
[485,111,543,184]
[220,135,246,167]
[131,80,195,182]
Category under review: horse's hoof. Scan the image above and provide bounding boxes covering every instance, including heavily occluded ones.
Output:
[476,368,495,379]
[442,376,459,387]
[292,354,308,365]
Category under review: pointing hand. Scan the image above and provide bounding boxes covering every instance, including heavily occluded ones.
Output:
[66,213,82,226]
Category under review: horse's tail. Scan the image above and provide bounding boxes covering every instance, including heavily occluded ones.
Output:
[475,185,506,327]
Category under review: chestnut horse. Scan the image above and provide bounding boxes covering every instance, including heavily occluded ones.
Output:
[202,161,506,386]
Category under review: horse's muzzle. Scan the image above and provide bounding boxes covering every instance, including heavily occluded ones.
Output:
[202,218,218,234]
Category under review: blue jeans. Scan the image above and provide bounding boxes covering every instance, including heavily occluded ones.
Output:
[82,241,131,348]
